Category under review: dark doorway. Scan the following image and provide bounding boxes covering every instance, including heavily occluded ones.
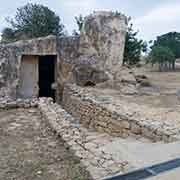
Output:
[39,55,55,100]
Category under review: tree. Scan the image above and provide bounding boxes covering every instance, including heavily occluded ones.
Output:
[123,22,147,65]
[152,32,180,59]
[2,3,64,42]
[1,28,15,43]
[148,46,175,71]
[73,15,84,36]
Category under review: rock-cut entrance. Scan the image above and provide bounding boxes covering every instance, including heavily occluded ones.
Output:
[18,55,56,100]
[39,55,55,100]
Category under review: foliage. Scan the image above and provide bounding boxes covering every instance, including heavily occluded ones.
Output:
[1,3,64,42]
[152,32,180,59]
[123,22,147,65]
[148,46,176,71]
[73,15,84,36]
[1,28,15,43]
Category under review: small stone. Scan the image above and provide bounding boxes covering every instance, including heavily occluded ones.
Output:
[7,101,17,108]
[131,123,141,134]
[36,170,42,175]
[120,120,130,129]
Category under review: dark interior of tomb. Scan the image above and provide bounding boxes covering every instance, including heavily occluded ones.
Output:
[39,55,55,100]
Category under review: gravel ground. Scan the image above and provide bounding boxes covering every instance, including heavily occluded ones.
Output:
[0,108,91,180]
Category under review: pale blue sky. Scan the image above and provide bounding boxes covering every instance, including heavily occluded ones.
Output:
[0,0,180,41]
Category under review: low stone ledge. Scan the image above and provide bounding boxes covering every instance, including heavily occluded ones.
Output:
[38,98,130,179]
[0,98,38,110]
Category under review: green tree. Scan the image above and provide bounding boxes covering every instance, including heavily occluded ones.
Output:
[1,28,15,43]
[2,3,64,42]
[148,46,175,71]
[123,23,147,65]
[152,32,180,59]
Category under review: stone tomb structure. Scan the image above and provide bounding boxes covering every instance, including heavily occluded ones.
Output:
[0,11,127,102]
[0,36,58,100]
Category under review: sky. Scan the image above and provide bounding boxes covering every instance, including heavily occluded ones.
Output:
[0,0,180,42]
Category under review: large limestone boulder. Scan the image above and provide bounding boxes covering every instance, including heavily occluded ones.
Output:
[77,11,127,78]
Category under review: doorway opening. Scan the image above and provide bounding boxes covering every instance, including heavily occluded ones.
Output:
[39,55,56,100]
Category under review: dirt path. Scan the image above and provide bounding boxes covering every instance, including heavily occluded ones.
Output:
[0,108,91,180]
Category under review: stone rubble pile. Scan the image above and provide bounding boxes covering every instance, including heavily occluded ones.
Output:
[38,98,131,179]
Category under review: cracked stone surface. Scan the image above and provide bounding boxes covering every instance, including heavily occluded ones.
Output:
[0,108,91,180]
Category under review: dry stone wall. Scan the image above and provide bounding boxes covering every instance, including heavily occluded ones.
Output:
[62,84,180,142]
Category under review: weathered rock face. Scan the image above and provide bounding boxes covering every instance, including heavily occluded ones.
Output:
[78,11,127,75]
[58,11,127,88]
[56,36,80,99]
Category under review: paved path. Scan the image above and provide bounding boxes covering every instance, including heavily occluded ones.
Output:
[0,108,91,180]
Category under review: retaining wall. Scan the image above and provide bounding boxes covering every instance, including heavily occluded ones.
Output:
[62,84,180,142]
